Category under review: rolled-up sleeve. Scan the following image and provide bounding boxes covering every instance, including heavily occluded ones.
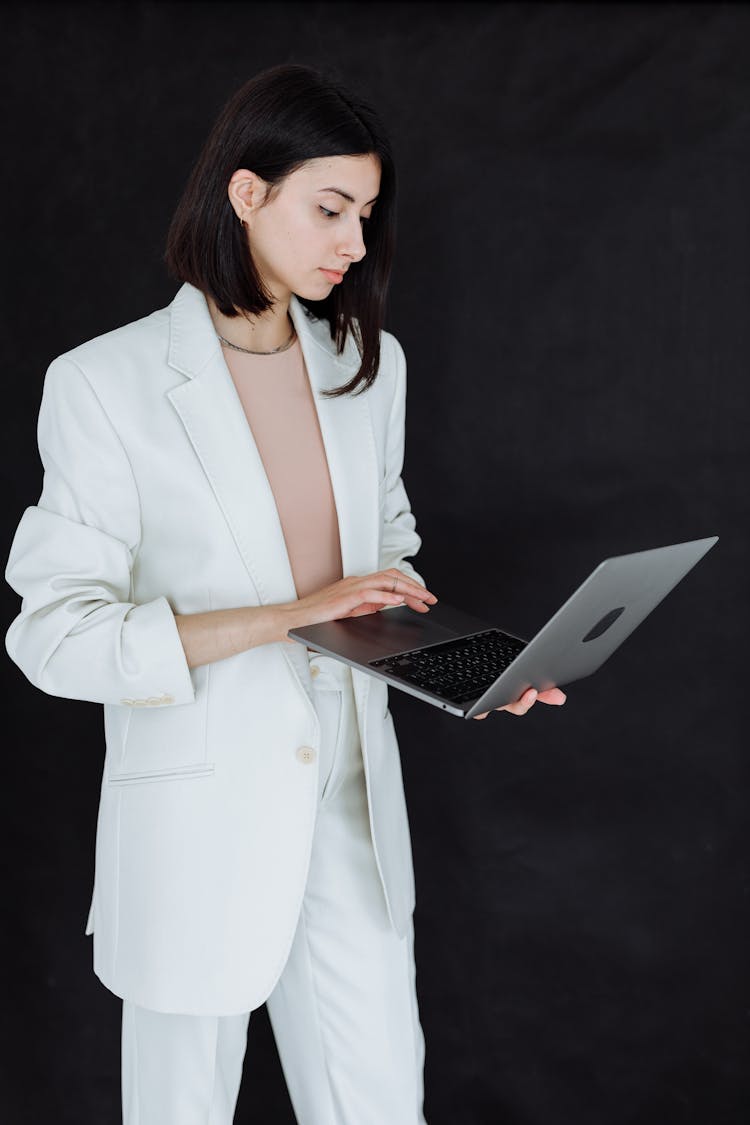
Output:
[5,356,195,707]
[379,335,427,590]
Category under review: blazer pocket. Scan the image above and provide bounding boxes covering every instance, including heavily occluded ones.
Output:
[106,662,210,783]
[106,762,215,786]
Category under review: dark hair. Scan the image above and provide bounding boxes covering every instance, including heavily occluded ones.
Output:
[164,63,397,398]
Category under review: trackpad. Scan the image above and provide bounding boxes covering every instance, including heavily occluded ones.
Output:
[289,602,496,664]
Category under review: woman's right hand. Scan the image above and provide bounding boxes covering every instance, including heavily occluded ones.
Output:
[281,569,438,641]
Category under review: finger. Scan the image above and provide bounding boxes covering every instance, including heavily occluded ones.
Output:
[501,703,534,716]
[381,590,433,613]
[382,571,438,603]
[347,586,424,619]
[401,593,431,612]
[376,585,430,606]
[368,588,409,606]
[536,688,567,705]
[499,688,538,716]
[349,602,383,617]
[345,590,407,617]
[473,712,490,719]
[400,587,436,606]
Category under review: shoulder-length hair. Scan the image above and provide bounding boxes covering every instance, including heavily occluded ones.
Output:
[164,63,397,398]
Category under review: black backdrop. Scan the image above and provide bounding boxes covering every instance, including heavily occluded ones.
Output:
[2,3,748,1123]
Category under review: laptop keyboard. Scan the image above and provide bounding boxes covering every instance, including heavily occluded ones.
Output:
[369,629,527,704]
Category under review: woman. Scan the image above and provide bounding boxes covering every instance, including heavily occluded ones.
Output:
[5,63,565,1125]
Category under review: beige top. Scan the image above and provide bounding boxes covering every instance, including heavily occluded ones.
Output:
[222,337,344,629]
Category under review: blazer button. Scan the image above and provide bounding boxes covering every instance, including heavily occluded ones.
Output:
[296,746,316,765]
[310,666,320,678]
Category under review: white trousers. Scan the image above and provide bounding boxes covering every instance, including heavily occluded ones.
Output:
[121,652,428,1124]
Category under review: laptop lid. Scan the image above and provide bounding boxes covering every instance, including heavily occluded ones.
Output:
[464,535,718,717]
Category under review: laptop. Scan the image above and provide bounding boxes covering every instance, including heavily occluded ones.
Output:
[287,537,718,719]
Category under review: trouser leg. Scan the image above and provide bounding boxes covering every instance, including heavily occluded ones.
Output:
[119,654,427,1124]
[121,998,250,1125]
[266,655,428,1125]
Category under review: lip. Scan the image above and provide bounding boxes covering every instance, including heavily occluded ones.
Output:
[320,268,345,283]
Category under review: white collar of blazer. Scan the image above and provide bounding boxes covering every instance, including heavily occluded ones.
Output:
[166,282,381,675]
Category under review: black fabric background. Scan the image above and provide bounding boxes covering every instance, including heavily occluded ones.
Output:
[1,3,747,1122]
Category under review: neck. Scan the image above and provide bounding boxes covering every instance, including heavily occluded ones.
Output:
[206,294,294,353]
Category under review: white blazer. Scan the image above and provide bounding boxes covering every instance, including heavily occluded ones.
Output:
[5,281,427,1016]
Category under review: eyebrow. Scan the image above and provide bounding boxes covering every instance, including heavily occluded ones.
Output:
[318,187,379,205]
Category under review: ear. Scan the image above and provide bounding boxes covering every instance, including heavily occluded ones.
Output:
[227,168,268,222]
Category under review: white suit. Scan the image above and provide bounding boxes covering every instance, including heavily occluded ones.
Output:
[5,281,427,1018]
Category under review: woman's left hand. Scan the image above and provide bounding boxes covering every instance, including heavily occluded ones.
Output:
[473,686,567,719]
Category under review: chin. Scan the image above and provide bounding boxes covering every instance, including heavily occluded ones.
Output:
[295,276,334,300]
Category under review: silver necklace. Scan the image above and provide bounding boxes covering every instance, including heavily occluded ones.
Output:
[217,324,297,355]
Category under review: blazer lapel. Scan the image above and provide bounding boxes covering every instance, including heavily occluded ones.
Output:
[165,281,379,622]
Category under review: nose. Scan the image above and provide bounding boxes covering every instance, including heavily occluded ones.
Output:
[337,214,367,264]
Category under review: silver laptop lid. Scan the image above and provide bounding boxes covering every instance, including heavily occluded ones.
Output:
[465,536,718,717]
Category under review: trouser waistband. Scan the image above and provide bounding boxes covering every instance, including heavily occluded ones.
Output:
[307,649,354,691]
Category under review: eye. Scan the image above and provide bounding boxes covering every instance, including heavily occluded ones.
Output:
[319,205,371,225]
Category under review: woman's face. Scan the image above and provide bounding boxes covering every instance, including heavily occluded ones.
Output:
[231,153,381,302]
